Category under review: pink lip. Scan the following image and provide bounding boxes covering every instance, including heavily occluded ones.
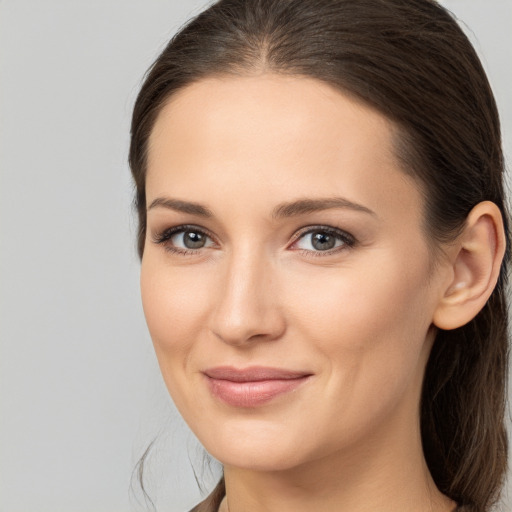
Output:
[203,366,312,407]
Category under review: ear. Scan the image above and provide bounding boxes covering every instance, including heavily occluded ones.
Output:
[433,201,506,330]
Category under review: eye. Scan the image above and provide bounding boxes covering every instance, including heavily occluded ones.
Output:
[152,225,216,254]
[291,227,355,254]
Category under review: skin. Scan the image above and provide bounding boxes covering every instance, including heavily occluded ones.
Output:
[140,73,503,512]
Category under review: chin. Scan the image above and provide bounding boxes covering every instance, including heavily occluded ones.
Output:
[194,417,320,472]
[211,444,305,472]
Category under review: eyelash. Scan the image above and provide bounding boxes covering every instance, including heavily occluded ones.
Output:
[152,224,356,257]
[152,224,216,256]
[291,225,356,257]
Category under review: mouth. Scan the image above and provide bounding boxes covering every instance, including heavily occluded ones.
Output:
[203,366,313,407]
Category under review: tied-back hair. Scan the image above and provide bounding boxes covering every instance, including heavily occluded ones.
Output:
[129,1,510,510]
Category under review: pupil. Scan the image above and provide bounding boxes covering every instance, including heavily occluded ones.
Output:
[312,231,335,250]
[184,231,205,249]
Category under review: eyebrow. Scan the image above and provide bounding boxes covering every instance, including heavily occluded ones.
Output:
[271,197,376,219]
[147,197,214,217]
[147,196,375,218]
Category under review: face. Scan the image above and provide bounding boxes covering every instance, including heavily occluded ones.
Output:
[141,74,445,472]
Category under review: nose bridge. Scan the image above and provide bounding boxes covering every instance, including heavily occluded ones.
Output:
[209,245,284,345]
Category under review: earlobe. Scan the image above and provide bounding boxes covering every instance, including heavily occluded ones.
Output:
[433,201,506,331]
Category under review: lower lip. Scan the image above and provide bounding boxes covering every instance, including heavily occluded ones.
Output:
[206,376,310,407]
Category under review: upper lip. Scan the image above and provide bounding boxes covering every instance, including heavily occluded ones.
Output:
[203,366,312,382]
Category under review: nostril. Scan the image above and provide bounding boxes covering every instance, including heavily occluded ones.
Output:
[209,306,286,347]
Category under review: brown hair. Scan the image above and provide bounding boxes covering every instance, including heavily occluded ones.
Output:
[129,1,510,510]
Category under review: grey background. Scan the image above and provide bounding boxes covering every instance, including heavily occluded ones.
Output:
[0,1,510,511]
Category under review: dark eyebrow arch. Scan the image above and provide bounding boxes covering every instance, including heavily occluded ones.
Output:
[147,196,375,219]
[147,197,213,217]
[272,197,376,219]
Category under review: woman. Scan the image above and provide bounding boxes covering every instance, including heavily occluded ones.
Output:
[129,1,510,511]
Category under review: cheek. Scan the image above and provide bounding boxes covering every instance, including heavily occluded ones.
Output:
[140,256,211,372]
[284,249,434,395]
[279,255,434,448]
[290,259,430,339]
[140,256,221,423]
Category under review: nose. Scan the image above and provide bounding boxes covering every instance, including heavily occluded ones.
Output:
[208,250,286,346]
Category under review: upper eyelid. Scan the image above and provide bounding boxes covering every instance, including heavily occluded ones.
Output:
[289,225,355,243]
[152,224,216,242]
[292,224,352,236]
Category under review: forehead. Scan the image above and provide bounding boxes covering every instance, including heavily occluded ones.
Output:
[149,73,396,160]
[146,73,421,222]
